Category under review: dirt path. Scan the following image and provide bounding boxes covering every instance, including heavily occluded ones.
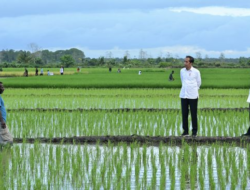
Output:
[13,135,250,145]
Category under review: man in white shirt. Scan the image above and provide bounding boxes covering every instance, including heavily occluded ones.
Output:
[60,66,64,75]
[179,56,201,137]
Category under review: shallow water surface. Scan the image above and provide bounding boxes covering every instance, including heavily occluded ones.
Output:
[1,143,249,189]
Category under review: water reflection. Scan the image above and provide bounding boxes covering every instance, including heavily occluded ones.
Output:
[0,145,12,187]
[2,143,250,190]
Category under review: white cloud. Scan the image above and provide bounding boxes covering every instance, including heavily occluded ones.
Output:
[1,6,250,58]
[49,45,250,58]
[169,6,250,17]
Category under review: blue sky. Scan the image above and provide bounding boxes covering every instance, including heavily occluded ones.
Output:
[1,0,250,58]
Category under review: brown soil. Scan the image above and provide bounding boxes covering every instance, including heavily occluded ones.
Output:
[13,135,250,145]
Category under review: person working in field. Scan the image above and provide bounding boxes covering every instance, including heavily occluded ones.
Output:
[60,66,64,75]
[40,68,44,75]
[180,56,201,137]
[169,70,175,81]
[0,82,13,145]
[35,67,38,76]
[24,68,28,77]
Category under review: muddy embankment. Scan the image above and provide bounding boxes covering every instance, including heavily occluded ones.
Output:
[14,135,250,146]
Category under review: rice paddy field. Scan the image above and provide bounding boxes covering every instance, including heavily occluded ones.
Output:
[1,68,250,88]
[1,68,250,189]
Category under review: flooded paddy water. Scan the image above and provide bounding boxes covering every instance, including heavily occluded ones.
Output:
[1,143,250,189]
[1,88,250,189]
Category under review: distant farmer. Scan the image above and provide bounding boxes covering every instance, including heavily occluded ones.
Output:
[180,56,201,137]
[77,67,80,72]
[138,70,142,75]
[35,68,38,76]
[169,70,174,81]
[47,70,50,76]
[0,82,13,145]
[40,68,43,75]
[24,68,28,77]
[109,67,112,72]
[60,66,64,75]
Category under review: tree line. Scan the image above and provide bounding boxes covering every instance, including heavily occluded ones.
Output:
[0,48,85,67]
[0,48,250,68]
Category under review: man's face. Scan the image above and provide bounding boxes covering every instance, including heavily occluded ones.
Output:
[184,58,192,70]
[0,83,4,94]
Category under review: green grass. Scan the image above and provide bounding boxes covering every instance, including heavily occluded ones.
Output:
[1,68,250,88]
[2,88,248,109]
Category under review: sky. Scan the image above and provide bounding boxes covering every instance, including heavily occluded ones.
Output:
[0,0,250,58]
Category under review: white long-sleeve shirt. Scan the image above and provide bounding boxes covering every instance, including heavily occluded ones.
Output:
[179,66,201,99]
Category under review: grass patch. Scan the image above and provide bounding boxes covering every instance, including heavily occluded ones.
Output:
[0,68,250,88]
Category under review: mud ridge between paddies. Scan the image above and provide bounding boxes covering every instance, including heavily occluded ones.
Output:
[13,135,250,146]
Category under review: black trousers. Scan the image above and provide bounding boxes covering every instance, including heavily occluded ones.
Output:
[181,98,198,135]
[247,127,250,135]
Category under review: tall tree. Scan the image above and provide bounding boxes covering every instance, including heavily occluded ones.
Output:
[196,52,202,62]
[66,48,85,63]
[123,56,128,64]
[139,49,147,60]
[60,55,75,67]
[28,43,42,63]
[124,51,130,59]
[99,57,105,65]
[17,51,32,64]
[219,53,225,62]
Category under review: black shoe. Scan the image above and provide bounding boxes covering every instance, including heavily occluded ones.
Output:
[192,134,197,137]
[241,133,250,137]
[181,132,189,137]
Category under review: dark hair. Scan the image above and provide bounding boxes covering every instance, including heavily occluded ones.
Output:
[186,55,194,63]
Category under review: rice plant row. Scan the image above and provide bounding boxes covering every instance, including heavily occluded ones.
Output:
[8,110,248,138]
[3,88,249,96]
[1,142,249,189]
[3,95,249,109]
[2,68,250,88]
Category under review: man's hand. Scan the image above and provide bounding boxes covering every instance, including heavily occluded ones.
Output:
[1,121,6,129]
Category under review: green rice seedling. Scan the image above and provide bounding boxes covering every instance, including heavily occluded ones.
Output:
[150,148,158,189]
[230,173,236,190]
[142,166,148,189]
[169,155,174,179]
[180,158,188,190]
[2,88,250,109]
[7,107,249,138]
[190,164,197,190]
[135,150,141,184]
[3,139,250,189]
[160,161,166,190]
[198,167,205,190]
[170,165,176,190]
[241,169,248,189]
[125,166,132,188]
